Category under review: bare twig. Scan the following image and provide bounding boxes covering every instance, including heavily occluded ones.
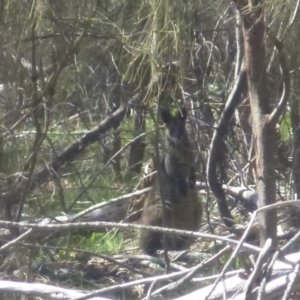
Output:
[0,229,32,252]
[282,262,300,300]
[74,265,206,300]
[71,187,151,221]
[150,245,231,297]
[205,200,300,299]
[244,238,272,294]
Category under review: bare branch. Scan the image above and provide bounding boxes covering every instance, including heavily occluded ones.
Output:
[0,280,110,300]
[207,65,247,227]
[267,28,290,126]
[0,220,261,254]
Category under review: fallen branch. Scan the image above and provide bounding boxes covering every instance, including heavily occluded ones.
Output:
[0,280,111,300]
[0,219,261,254]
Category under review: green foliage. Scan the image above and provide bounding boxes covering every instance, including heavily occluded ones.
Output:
[279,112,291,142]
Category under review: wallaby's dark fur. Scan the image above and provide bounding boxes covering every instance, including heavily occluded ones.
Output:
[140,108,202,255]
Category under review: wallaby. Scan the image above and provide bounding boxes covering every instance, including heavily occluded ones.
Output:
[140,107,202,255]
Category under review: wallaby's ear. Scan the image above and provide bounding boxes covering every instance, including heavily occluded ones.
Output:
[176,107,187,121]
[161,109,173,125]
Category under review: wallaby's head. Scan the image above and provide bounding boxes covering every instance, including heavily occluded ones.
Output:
[161,107,188,146]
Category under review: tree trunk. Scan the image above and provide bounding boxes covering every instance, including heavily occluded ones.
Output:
[238,1,277,247]
[291,73,300,198]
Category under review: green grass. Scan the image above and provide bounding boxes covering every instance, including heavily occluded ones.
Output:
[87,231,124,254]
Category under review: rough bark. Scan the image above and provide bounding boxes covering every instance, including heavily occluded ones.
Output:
[235,1,290,247]
[244,16,277,247]
[291,73,300,197]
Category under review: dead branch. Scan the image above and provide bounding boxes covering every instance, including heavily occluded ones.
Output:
[71,187,151,222]
[0,220,261,254]
[267,27,290,126]
[173,252,300,300]
[0,280,111,300]
[207,65,247,227]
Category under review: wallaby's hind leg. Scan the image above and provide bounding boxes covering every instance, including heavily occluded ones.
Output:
[140,204,178,255]
[140,205,164,255]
